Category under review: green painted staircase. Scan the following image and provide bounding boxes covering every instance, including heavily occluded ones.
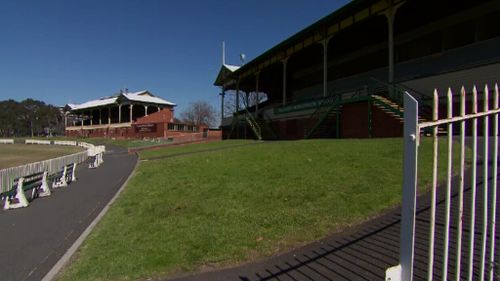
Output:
[372,94,446,135]
[305,94,341,139]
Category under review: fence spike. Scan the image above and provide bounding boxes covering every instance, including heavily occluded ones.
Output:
[428,89,439,281]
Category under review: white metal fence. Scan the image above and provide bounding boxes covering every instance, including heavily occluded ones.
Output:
[25,139,51,145]
[386,84,500,281]
[0,139,14,144]
[0,141,104,195]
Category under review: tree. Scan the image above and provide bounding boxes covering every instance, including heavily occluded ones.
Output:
[0,98,65,137]
[223,90,267,118]
[180,101,217,128]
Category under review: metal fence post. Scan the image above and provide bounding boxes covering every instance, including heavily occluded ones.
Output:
[400,92,419,281]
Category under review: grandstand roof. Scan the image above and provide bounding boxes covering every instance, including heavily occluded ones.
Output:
[214,64,241,86]
[69,90,175,111]
[216,0,404,83]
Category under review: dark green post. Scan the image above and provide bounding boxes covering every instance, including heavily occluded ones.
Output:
[336,94,341,138]
[368,87,372,138]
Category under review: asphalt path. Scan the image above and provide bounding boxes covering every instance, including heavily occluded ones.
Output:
[0,145,137,281]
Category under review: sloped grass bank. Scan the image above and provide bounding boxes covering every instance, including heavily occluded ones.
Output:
[139,139,255,160]
[58,138,462,281]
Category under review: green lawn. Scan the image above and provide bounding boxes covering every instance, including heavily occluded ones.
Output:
[139,139,255,160]
[0,144,84,169]
[57,138,464,281]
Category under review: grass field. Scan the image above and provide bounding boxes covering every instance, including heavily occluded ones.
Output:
[57,138,464,281]
[139,139,255,160]
[0,144,84,169]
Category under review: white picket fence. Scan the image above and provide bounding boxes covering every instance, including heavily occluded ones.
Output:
[0,141,105,196]
[386,84,500,281]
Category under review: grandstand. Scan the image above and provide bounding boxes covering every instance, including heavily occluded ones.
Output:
[63,90,216,140]
[215,0,500,140]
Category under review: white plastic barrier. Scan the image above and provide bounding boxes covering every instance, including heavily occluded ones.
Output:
[0,139,14,144]
[88,145,105,168]
[25,139,51,145]
[54,140,77,146]
[0,141,106,209]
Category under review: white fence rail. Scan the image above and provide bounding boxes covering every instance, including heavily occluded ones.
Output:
[54,140,77,146]
[0,141,105,195]
[386,84,500,281]
[25,139,51,145]
[0,139,14,144]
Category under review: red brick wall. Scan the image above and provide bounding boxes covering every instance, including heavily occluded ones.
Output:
[371,104,403,137]
[341,102,370,138]
[135,108,174,124]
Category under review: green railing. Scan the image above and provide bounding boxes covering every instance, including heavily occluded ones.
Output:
[243,107,262,140]
[305,87,370,138]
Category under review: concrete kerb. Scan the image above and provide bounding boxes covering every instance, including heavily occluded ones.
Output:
[41,152,139,281]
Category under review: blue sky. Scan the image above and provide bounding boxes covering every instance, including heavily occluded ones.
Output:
[0,0,348,114]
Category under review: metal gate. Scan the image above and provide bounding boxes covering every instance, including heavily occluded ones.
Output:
[386,84,500,281]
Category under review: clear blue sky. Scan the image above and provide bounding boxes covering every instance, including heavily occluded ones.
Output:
[0,0,348,114]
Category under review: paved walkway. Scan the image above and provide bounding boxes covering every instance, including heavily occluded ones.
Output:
[167,139,500,281]
[0,145,137,281]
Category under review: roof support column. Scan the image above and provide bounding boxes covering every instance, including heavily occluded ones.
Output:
[118,104,122,123]
[235,79,240,138]
[282,58,288,105]
[90,110,93,126]
[322,38,331,97]
[108,107,111,125]
[99,108,102,125]
[236,79,240,114]
[384,1,403,86]
[144,105,148,116]
[64,113,68,128]
[157,106,161,112]
[255,72,260,117]
[220,88,225,122]
[129,104,134,123]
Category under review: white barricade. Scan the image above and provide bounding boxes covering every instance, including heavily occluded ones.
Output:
[0,139,14,144]
[25,139,51,145]
[54,140,77,146]
[0,141,106,210]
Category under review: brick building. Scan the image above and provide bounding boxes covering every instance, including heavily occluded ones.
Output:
[216,0,500,140]
[64,90,218,140]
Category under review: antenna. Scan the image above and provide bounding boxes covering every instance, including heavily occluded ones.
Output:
[240,53,246,65]
[222,41,226,65]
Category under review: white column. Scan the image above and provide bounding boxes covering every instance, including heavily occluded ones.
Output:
[99,108,102,125]
[144,105,148,116]
[384,3,402,85]
[282,58,288,105]
[108,107,111,124]
[129,104,134,122]
[157,106,160,112]
[90,111,93,126]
